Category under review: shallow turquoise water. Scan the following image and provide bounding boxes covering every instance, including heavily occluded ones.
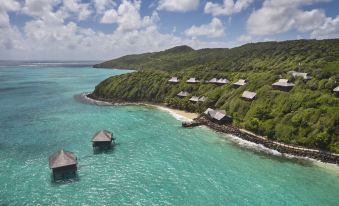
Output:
[0,66,338,206]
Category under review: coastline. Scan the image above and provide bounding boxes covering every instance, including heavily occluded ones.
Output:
[83,93,339,168]
[145,104,199,122]
[78,92,198,121]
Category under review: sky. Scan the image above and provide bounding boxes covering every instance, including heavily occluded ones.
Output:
[0,0,339,60]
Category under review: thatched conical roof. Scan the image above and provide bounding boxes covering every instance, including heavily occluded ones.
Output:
[49,149,77,169]
[92,130,113,142]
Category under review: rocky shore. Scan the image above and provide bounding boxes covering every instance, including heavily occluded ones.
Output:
[86,93,339,165]
[193,116,339,164]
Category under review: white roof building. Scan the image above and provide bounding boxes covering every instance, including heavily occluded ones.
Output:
[187,78,200,83]
[216,78,229,84]
[272,79,295,87]
[177,91,189,97]
[189,96,200,102]
[233,79,247,87]
[203,108,232,123]
[241,91,256,100]
[209,78,218,83]
[288,71,312,80]
[272,79,295,91]
[168,77,179,83]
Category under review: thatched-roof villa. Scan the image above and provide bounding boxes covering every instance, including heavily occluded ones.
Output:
[204,108,214,114]
[233,79,247,88]
[216,78,229,85]
[92,130,114,149]
[204,108,232,124]
[241,91,256,100]
[272,79,295,91]
[199,96,208,102]
[49,149,77,181]
[208,78,229,85]
[209,78,218,83]
[189,96,208,103]
[187,78,200,84]
[177,91,189,97]
[168,77,179,83]
[189,96,200,102]
[288,71,312,80]
[334,86,339,97]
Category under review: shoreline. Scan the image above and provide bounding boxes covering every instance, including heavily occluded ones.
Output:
[83,93,339,168]
[145,104,199,122]
[194,116,339,165]
[77,92,198,121]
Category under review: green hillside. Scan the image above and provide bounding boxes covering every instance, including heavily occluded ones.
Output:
[92,39,339,153]
[94,39,339,74]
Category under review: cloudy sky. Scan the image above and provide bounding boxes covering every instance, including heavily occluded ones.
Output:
[1,0,339,60]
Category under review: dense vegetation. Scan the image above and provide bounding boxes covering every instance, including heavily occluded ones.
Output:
[93,39,339,153]
[94,39,339,74]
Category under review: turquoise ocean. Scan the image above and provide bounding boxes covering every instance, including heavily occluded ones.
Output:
[0,63,338,205]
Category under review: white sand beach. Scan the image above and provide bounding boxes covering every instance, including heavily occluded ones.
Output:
[143,103,199,122]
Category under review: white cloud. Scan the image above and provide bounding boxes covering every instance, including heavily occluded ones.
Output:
[0,0,233,60]
[23,0,92,22]
[23,0,65,24]
[295,9,326,32]
[0,17,230,60]
[0,26,25,51]
[236,34,252,43]
[158,0,200,12]
[23,0,57,16]
[62,0,92,21]
[100,0,159,32]
[247,0,331,36]
[24,20,78,43]
[311,15,339,39]
[0,0,20,27]
[204,0,253,16]
[100,9,118,24]
[262,0,329,8]
[185,17,225,38]
[94,0,116,14]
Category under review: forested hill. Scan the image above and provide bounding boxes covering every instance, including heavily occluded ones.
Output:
[92,39,339,153]
[94,39,339,74]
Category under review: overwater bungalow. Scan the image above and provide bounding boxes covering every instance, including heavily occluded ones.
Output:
[204,108,232,124]
[189,96,200,102]
[233,79,247,88]
[199,96,208,102]
[177,91,189,97]
[168,77,179,83]
[216,78,229,85]
[241,91,256,100]
[187,77,200,84]
[92,130,114,149]
[288,71,312,80]
[333,86,339,97]
[49,149,77,181]
[272,79,295,92]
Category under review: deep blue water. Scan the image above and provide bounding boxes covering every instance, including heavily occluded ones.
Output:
[0,66,338,205]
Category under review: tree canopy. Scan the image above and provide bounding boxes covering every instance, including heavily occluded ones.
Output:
[93,39,339,153]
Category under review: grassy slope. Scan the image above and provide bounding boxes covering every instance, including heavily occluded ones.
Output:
[93,39,339,152]
[94,39,339,73]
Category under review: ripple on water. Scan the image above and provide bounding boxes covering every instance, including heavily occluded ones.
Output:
[0,67,338,206]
